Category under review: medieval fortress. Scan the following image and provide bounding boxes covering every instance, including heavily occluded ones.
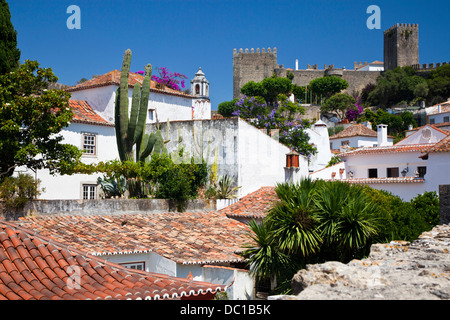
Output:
[233,23,449,100]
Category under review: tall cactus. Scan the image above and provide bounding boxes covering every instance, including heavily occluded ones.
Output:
[115,49,167,162]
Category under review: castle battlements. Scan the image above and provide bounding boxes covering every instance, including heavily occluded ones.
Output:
[411,62,449,71]
[233,47,277,55]
[384,23,419,34]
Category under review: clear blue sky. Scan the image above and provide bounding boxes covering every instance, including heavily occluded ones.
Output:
[8,0,450,109]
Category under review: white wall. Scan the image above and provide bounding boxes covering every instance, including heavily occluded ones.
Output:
[202,266,254,300]
[330,136,393,150]
[344,152,427,179]
[18,123,117,200]
[424,152,450,195]
[238,119,309,196]
[70,85,199,125]
[306,122,332,172]
[429,112,450,124]
[310,162,347,181]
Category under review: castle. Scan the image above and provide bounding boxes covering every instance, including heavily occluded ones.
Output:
[233,23,448,100]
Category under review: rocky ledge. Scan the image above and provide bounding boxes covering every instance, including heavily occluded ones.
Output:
[270,224,450,300]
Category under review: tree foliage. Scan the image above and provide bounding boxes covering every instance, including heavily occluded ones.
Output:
[308,76,349,99]
[320,93,356,119]
[0,0,21,74]
[357,108,417,139]
[0,60,82,177]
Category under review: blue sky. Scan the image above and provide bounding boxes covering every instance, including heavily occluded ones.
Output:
[8,0,450,109]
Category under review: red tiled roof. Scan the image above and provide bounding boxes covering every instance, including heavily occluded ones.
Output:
[219,187,278,219]
[339,144,433,157]
[330,123,377,139]
[16,212,251,265]
[428,100,450,114]
[69,100,113,127]
[0,221,228,300]
[337,177,425,184]
[66,70,194,99]
[424,134,450,153]
[330,123,393,140]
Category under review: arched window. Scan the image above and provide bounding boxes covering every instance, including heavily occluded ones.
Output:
[195,84,200,95]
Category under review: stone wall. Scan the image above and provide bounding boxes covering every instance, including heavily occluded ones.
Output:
[269,223,450,300]
[440,185,450,225]
[0,199,217,220]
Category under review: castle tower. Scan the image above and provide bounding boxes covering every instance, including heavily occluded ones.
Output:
[190,67,209,99]
[384,23,419,71]
[233,47,278,99]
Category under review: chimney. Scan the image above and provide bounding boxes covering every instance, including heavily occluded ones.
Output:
[377,124,389,146]
[295,59,299,71]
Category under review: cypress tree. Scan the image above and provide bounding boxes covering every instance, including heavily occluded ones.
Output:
[0,0,20,74]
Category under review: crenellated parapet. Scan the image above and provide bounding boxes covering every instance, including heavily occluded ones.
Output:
[233,47,277,56]
[384,23,419,35]
[411,62,449,71]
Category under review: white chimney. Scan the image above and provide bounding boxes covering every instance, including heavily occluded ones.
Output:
[377,124,390,147]
[295,59,299,71]
[377,124,389,147]
[438,104,441,113]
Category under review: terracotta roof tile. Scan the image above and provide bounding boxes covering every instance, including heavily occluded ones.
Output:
[69,100,113,127]
[219,187,278,219]
[335,177,425,184]
[340,144,433,157]
[424,134,450,153]
[16,212,251,265]
[330,123,378,139]
[0,221,228,300]
[66,70,194,99]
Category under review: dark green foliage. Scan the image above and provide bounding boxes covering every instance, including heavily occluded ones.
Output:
[243,179,440,294]
[427,64,450,104]
[240,76,294,106]
[0,60,81,177]
[308,76,349,99]
[217,99,237,117]
[321,93,356,119]
[0,0,21,74]
[0,173,41,214]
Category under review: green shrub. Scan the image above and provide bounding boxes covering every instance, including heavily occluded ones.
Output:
[0,174,42,214]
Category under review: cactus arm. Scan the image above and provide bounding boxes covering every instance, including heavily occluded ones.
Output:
[139,132,157,162]
[114,88,126,161]
[119,49,132,160]
[134,64,152,145]
[128,83,141,152]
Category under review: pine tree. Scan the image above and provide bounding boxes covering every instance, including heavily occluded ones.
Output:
[0,0,21,74]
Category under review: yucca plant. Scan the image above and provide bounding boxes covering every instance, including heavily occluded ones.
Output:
[242,220,292,282]
[266,179,322,257]
[215,175,241,199]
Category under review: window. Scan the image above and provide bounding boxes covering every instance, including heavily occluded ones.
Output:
[387,167,399,178]
[120,262,145,271]
[341,140,350,147]
[444,116,449,123]
[82,184,96,200]
[82,133,96,155]
[368,168,378,178]
[429,118,435,124]
[417,166,427,178]
[195,84,200,95]
[148,110,154,121]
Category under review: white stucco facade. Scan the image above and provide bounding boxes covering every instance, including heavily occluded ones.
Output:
[306,120,332,172]
[17,122,118,200]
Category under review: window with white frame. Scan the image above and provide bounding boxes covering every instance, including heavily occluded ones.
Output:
[444,116,449,123]
[82,133,96,155]
[120,262,145,271]
[82,184,96,200]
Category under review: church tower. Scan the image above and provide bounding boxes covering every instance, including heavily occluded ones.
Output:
[190,67,209,99]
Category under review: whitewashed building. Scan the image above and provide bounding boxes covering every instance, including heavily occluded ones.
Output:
[335,125,449,201]
[17,100,117,200]
[329,123,394,151]
[67,69,211,125]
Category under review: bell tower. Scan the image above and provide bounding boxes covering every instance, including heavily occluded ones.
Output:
[190,67,209,99]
